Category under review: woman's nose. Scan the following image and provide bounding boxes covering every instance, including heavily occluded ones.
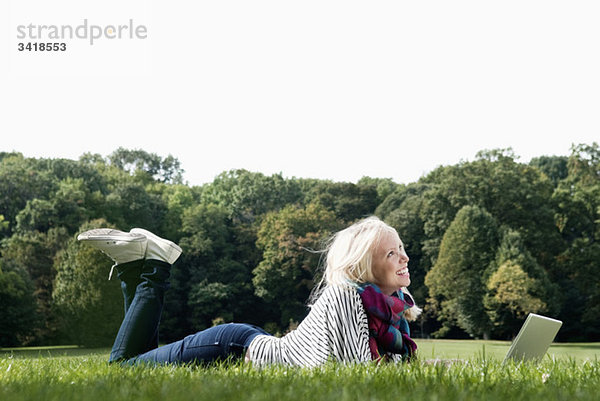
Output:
[399,252,409,263]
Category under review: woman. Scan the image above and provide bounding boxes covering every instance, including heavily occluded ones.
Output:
[78,216,421,366]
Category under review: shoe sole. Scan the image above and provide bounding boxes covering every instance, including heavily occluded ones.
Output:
[77,229,147,279]
[77,229,146,243]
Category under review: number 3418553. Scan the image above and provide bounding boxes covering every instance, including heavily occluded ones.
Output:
[18,42,67,51]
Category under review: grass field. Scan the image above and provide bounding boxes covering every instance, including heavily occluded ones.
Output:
[1,341,599,401]
[416,339,600,362]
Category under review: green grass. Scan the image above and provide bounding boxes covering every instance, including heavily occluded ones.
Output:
[1,341,599,401]
[416,339,600,362]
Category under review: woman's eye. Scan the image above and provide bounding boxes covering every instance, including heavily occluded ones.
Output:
[387,251,394,257]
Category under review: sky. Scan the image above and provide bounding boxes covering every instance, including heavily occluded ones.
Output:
[1,1,599,187]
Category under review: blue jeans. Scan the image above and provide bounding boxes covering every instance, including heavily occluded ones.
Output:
[109,259,270,365]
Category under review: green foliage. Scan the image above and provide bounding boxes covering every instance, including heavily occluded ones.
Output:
[484,229,559,339]
[200,169,303,222]
[555,238,600,340]
[425,205,499,339]
[486,262,546,331]
[552,143,600,242]
[0,153,55,233]
[15,178,92,234]
[303,181,379,223]
[109,147,185,184]
[529,155,569,186]
[566,142,600,185]
[159,184,201,241]
[0,259,38,346]
[1,144,600,346]
[52,220,123,347]
[253,202,341,326]
[104,181,167,232]
[1,228,70,343]
[551,143,600,340]
[161,202,261,340]
[420,148,559,270]
[357,176,401,204]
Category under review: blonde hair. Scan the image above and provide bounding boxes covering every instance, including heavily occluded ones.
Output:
[314,216,421,321]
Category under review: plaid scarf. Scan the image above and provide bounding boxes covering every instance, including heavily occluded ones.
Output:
[357,283,417,362]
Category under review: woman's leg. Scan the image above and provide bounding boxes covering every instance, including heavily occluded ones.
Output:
[124,323,271,365]
[77,228,181,363]
[116,259,144,314]
[109,258,171,362]
[78,227,272,366]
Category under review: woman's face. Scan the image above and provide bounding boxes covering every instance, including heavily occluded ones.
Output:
[370,230,410,295]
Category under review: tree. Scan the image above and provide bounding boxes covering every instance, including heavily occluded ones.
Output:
[2,144,600,345]
[486,262,546,338]
[425,205,499,339]
[160,202,262,341]
[158,184,201,241]
[529,155,568,187]
[1,227,69,343]
[551,143,600,340]
[35,157,108,195]
[109,148,185,184]
[15,199,55,233]
[0,153,55,234]
[15,178,94,234]
[303,181,379,223]
[52,220,123,347]
[559,239,600,340]
[103,181,167,232]
[566,143,600,185]
[484,229,558,339]
[252,202,341,328]
[553,143,600,242]
[420,149,559,271]
[0,259,38,346]
[199,169,303,223]
[357,177,401,204]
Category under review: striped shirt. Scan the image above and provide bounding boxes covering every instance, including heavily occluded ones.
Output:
[247,284,405,367]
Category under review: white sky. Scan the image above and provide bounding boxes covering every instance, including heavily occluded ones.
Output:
[1,1,599,186]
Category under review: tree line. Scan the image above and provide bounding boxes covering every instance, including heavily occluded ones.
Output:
[0,144,598,347]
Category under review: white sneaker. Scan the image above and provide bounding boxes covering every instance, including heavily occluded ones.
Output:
[130,228,182,264]
[77,228,147,263]
[77,228,148,279]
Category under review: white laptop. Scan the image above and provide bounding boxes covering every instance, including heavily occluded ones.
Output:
[502,313,562,364]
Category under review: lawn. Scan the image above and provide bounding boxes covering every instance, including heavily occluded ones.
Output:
[416,339,600,362]
[1,341,599,401]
